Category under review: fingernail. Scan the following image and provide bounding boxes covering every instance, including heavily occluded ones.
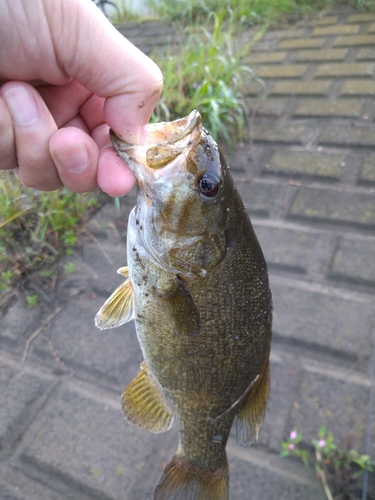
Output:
[54,144,90,174]
[3,86,40,126]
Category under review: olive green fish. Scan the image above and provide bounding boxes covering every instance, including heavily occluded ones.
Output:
[95,110,272,500]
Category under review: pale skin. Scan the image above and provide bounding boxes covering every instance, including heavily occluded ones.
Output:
[0,0,163,195]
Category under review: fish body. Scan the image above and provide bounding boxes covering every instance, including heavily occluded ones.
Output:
[95,110,272,500]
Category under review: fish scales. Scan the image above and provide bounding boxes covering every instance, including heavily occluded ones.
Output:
[95,110,272,500]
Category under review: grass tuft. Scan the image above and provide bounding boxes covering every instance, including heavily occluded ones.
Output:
[151,10,262,142]
[0,171,100,306]
[150,0,375,26]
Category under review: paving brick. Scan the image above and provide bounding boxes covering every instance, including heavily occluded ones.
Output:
[228,446,325,500]
[347,13,375,23]
[253,40,277,52]
[333,34,375,47]
[293,99,362,118]
[259,355,302,451]
[251,98,288,117]
[255,65,308,79]
[290,366,370,450]
[39,294,143,388]
[339,79,375,96]
[82,242,127,296]
[314,62,375,77]
[271,282,372,358]
[316,16,338,25]
[288,186,375,228]
[356,47,375,60]
[312,24,360,36]
[262,29,305,41]
[16,388,176,500]
[0,482,27,500]
[245,51,287,64]
[253,225,319,273]
[270,80,332,96]
[359,154,375,184]
[236,181,279,217]
[116,21,175,38]
[0,300,42,350]
[251,123,318,145]
[320,124,375,147]
[295,48,347,61]
[264,150,346,180]
[0,364,54,455]
[329,236,375,286]
[278,38,326,49]
[246,80,266,96]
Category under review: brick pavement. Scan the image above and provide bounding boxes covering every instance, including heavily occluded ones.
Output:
[1,10,375,500]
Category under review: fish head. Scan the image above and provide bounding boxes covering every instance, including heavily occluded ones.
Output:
[111,110,236,279]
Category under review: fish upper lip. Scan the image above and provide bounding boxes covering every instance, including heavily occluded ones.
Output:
[110,110,203,174]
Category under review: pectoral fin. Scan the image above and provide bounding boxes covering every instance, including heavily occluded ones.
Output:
[161,283,201,336]
[122,361,174,433]
[117,266,129,277]
[95,277,134,330]
[236,359,270,446]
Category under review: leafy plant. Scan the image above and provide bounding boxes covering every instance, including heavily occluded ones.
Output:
[64,262,75,275]
[281,426,374,500]
[152,9,261,142]
[26,294,38,308]
[0,171,100,304]
[150,0,374,25]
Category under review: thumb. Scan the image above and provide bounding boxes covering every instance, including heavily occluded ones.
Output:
[45,0,163,143]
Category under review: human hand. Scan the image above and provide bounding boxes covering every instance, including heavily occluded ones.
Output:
[0,0,163,195]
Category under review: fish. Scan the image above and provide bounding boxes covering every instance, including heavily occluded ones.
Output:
[95,110,272,500]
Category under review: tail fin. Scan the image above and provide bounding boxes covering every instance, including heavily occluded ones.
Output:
[154,455,228,500]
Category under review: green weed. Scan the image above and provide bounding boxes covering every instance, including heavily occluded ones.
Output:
[64,262,75,274]
[152,10,261,142]
[109,0,145,23]
[151,0,375,25]
[281,426,374,500]
[0,171,99,303]
[25,294,39,308]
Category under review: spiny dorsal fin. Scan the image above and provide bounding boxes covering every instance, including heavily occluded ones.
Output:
[154,454,228,500]
[122,361,174,433]
[236,359,270,446]
[95,277,134,330]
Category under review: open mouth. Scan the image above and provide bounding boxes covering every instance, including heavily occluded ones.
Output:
[110,110,203,171]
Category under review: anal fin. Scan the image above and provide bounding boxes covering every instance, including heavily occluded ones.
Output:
[95,276,134,330]
[122,361,174,433]
[236,358,270,446]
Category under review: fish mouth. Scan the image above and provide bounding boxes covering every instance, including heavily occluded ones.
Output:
[110,110,203,178]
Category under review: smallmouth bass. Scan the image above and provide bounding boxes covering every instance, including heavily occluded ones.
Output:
[95,110,272,500]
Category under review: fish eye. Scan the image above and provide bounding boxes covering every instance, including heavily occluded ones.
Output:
[197,173,220,198]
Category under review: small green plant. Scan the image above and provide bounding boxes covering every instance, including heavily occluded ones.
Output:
[64,262,75,275]
[281,426,374,500]
[152,9,260,142]
[109,0,145,23]
[0,171,100,303]
[25,294,38,308]
[151,0,375,25]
